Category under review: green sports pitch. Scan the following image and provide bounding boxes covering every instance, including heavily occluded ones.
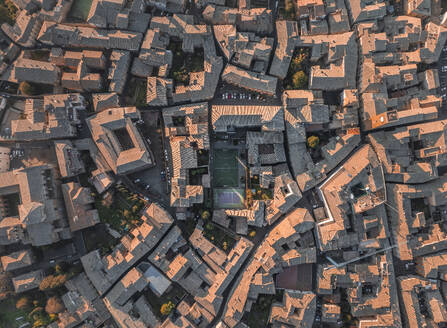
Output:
[213,149,239,188]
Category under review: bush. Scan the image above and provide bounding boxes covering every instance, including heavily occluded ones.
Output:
[55,264,64,275]
[16,296,31,310]
[261,193,270,201]
[245,189,254,207]
[160,301,175,316]
[249,230,256,238]
[45,296,65,314]
[29,306,44,318]
[201,210,210,220]
[307,135,320,149]
[18,81,37,96]
[292,71,308,89]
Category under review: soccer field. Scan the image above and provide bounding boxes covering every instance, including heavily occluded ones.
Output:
[213,149,239,187]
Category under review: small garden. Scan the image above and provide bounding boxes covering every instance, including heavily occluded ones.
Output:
[94,184,146,234]
[18,81,53,96]
[340,289,359,327]
[145,283,186,320]
[168,42,204,86]
[67,0,92,21]
[0,292,59,328]
[249,175,273,200]
[84,224,118,255]
[188,167,208,185]
[284,48,310,90]
[127,78,147,107]
[203,219,236,252]
[244,291,284,328]
[306,130,336,162]
[197,149,209,166]
[0,263,83,328]
[281,0,295,19]
[0,0,17,25]
[29,50,50,61]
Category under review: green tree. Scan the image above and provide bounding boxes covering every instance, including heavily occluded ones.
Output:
[291,71,308,89]
[160,301,175,316]
[18,81,36,96]
[307,135,320,149]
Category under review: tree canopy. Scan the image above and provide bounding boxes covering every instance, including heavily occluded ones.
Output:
[16,296,31,310]
[18,81,37,96]
[291,71,308,89]
[39,274,68,291]
[307,135,320,149]
[160,301,175,316]
[45,296,65,314]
